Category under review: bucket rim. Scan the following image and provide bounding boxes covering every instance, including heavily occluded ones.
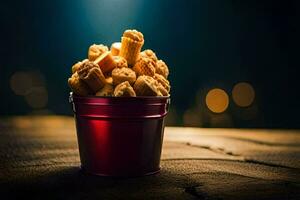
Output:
[69,92,170,100]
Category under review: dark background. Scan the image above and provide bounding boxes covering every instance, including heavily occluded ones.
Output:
[1,0,299,128]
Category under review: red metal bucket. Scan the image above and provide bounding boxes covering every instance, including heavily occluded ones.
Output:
[69,93,170,177]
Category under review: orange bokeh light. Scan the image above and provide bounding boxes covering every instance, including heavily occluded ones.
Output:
[10,71,32,95]
[205,88,229,113]
[25,87,48,109]
[232,82,255,107]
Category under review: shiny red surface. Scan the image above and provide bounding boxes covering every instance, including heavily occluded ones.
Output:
[69,93,170,177]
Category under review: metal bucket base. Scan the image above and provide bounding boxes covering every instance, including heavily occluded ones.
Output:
[80,166,161,178]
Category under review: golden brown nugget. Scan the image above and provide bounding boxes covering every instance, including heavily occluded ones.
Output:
[153,73,170,92]
[110,42,121,56]
[68,72,91,96]
[119,29,144,66]
[88,44,108,61]
[78,62,106,93]
[95,83,114,96]
[133,75,162,96]
[156,83,169,96]
[114,81,136,97]
[112,67,136,86]
[156,60,169,78]
[94,51,116,73]
[140,49,158,63]
[105,76,113,85]
[132,57,156,77]
[113,56,128,68]
[71,59,88,74]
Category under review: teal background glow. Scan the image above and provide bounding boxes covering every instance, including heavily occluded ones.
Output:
[1,0,299,128]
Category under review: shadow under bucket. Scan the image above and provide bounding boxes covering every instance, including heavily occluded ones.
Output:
[69,93,170,177]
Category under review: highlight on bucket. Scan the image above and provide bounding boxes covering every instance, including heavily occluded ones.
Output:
[68,29,171,177]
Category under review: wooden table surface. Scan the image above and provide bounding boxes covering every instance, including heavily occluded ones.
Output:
[0,116,299,200]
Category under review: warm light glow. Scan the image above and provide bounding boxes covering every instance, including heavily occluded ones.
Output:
[10,71,46,96]
[10,71,48,109]
[10,71,32,95]
[206,88,229,113]
[25,87,48,109]
[232,82,255,107]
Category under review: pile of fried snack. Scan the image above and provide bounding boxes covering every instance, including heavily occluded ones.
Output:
[68,29,170,97]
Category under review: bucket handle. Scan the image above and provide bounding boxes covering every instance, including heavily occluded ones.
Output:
[166,98,171,112]
[69,93,76,112]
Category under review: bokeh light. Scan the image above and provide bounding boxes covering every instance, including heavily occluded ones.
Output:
[10,71,46,96]
[10,71,32,95]
[232,82,255,107]
[205,88,229,113]
[10,71,48,109]
[30,71,46,87]
[24,87,48,109]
